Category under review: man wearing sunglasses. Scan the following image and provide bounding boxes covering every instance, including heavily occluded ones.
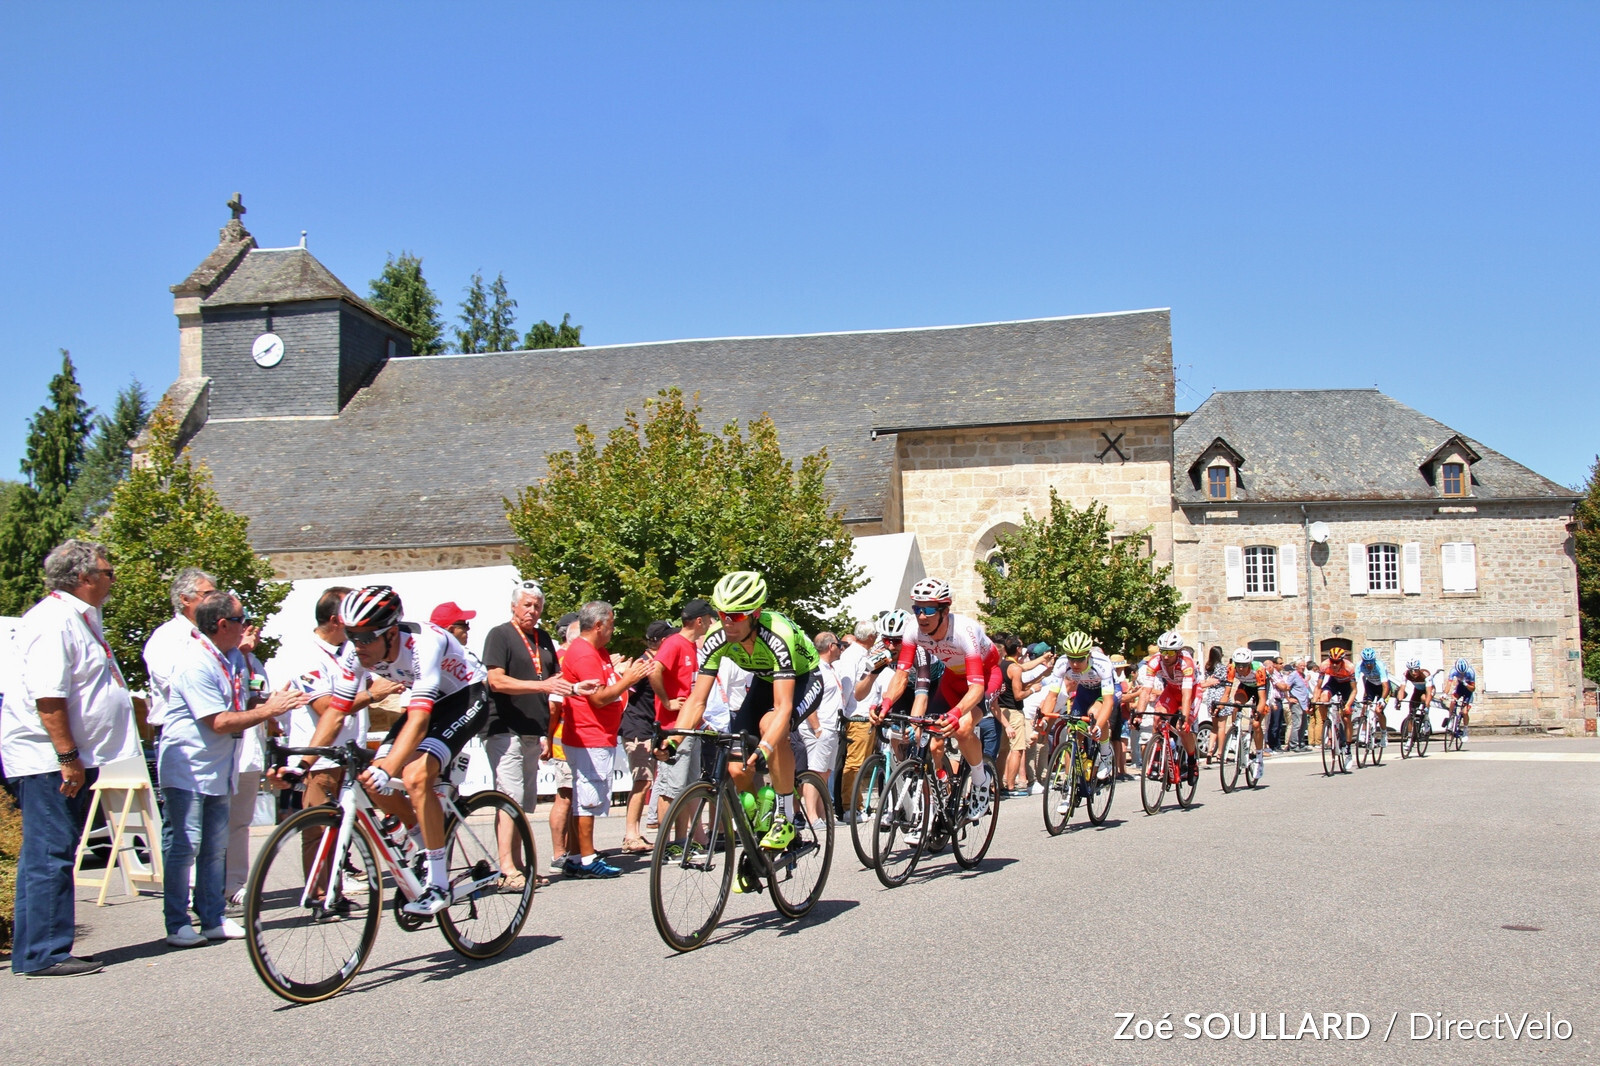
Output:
[1135,630,1200,781]
[668,570,821,853]
[880,578,1001,817]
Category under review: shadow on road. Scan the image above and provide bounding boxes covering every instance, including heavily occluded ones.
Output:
[296,933,562,1006]
[682,896,864,952]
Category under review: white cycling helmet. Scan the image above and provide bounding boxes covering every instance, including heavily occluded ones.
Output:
[876,609,913,639]
[908,578,953,605]
[1231,646,1253,665]
[1406,658,1423,671]
[1156,630,1183,652]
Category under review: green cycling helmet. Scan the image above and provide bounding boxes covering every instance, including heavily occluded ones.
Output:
[710,570,768,614]
[1060,631,1093,658]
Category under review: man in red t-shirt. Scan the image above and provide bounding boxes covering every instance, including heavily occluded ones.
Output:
[559,601,653,879]
[649,598,715,824]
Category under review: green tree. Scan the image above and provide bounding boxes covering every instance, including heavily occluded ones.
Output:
[524,312,583,350]
[485,273,519,352]
[975,489,1186,660]
[96,403,290,689]
[368,252,445,355]
[1576,455,1600,683]
[455,270,491,353]
[505,388,861,643]
[66,378,150,524]
[0,351,94,614]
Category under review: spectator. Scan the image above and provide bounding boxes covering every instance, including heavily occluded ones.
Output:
[619,621,673,852]
[1306,657,1326,747]
[1108,653,1132,779]
[159,591,304,947]
[545,608,583,873]
[1261,655,1287,751]
[482,582,570,886]
[3,540,141,977]
[1018,642,1053,790]
[558,601,653,878]
[1198,646,1227,760]
[650,598,715,829]
[837,620,880,810]
[223,624,272,912]
[1281,658,1313,751]
[807,632,848,803]
[429,601,476,650]
[995,634,1030,796]
[142,567,217,736]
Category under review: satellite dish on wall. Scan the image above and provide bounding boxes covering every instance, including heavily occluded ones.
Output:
[1308,521,1331,544]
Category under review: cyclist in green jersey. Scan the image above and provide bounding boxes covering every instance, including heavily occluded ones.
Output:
[666,571,822,853]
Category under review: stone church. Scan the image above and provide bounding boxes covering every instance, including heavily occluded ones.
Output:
[153,201,1586,731]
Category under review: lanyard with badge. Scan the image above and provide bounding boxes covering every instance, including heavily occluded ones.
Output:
[190,629,244,714]
[512,626,546,680]
[51,590,126,688]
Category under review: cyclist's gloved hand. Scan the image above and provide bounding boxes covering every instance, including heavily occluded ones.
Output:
[364,767,401,795]
[942,710,962,734]
[660,737,682,764]
[274,764,307,790]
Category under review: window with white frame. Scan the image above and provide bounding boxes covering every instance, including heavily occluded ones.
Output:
[1367,543,1400,592]
[1243,545,1277,594]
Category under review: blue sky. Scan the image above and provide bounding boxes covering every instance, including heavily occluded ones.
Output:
[1,2,1594,486]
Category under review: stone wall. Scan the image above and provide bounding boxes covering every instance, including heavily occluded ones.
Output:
[894,418,1174,613]
[1173,501,1582,730]
[267,543,517,580]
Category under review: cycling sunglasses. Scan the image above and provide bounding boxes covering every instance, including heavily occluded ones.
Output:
[717,610,755,624]
[346,626,393,646]
[910,605,943,617]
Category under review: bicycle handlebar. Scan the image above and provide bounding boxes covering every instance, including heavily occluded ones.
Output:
[266,738,375,771]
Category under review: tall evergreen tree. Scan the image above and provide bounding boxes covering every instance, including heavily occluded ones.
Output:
[486,273,519,352]
[0,351,94,614]
[1576,455,1600,683]
[368,252,445,355]
[67,379,150,524]
[524,312,584,350]
[455,271,491,354]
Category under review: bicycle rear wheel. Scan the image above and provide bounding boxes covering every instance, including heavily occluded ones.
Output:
[768,771,834,919]
[849,754,889,869]
[650,782,734,952]
[1042,738,1075,836]
[1415,717,1430,757]
[244,805,382,1004]
[1371,719,1386,764]
[952,758,1000,868]
[1085,743,1115,825]
[1140,732,1169,815]
[873,762,929,887]
[437,791,535,959]
[1173,741,1197,809]
[1240,728,1260,790]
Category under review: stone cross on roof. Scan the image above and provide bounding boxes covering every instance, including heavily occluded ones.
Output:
[226,192,246,221]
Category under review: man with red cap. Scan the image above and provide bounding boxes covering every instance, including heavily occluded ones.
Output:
[429,602,476,648]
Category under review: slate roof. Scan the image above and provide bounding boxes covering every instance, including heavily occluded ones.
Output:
[171,219,256,298]
[1173,389,1575,505]
[203,247,375,311]
[186,310,1174,552]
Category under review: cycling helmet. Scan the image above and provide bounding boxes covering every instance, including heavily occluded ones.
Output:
[1454,657,1470,672]
[1406,658,1423,671]
[710,570,767,614]
[1155,630,1183,652]
[340,585,402,632]
[1231,646,1254,665]
[1060,631,1093,658]
[1361,647,1377,664]
[908,578,953,605]
[1328,647,1347,661]
[876,609,913,639]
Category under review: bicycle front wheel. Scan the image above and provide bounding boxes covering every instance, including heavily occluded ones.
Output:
[437,791,535,959]
[1042,738,1075,836]
[1322,719,1338,775]
[873,762,929,888]
[768,770,834,919]
[650,782,735,952]
[952,758,1000,869]
[1086,744,1115,826]
[1221,723,1241,793]
[1400,715,1416,759]
[1140,733,1169,815]
[849,754,889,869]
[244,804,382,1004]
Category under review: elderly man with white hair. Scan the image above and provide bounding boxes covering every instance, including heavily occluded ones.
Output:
[482,580,572,887]
[142,567,217,735]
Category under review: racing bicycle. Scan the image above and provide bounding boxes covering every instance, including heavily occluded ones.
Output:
[1400,698,1432,759]
[1321,694,1351,774]
[243,740,535,1003]
[872,714,1000,886]
[846,720,894,869]
[1140,709,1197,815]
[1351,697,1386,767]
[1216,699,1260,793]
[1040,712,1114,834]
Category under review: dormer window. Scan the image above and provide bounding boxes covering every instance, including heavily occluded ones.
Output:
[1441,462,1465,496]
[1208,465,1232,500]
[1421,435,1480,499]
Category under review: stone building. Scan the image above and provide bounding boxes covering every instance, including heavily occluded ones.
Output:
[150,202,1585,730]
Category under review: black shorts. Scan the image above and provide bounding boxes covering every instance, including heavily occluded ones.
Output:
[730,671,822,738]
[379,683,489,771]
[1360,679,1386,703]
[1323,678,1353,702]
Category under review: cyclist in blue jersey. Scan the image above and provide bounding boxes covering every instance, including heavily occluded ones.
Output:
[1356,648,1392,740]
[1447,657,1477,737]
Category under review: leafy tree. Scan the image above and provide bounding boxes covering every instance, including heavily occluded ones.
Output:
[505,388,861,644]
[975,489,1185,660]
[524,312,583,350]
[455,271,491,353]
[96,403,290,689]
[0,351,94,614]
[66,379,150,524]
[368,252,445,355]
[1577,455,1600,683]
[486,273,519,352]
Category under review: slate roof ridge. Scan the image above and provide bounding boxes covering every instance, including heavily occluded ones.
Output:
[201,246,409,335]
[406,307,1172,361]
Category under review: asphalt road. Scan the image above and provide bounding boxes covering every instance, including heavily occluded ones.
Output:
[4,736,1597,1066]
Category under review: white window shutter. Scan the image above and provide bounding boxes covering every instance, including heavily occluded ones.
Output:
[1458,542,1477,591]
[1348,542,1367,595]
[1224,546,1245,599]
[1441,543,1459,590]
[1279,543,1298,596]
[1402,542,1422,594]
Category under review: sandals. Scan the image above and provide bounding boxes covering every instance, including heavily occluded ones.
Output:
[620,837,653,854]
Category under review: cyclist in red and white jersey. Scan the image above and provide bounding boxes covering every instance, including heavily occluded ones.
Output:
[1135,630,1199,780]
[881,578,1001,812]
[278,586,492,917]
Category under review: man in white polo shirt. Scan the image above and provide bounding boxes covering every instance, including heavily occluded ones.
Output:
[3,540,141,977]
[158,591,304,948]
[141,567,216,735]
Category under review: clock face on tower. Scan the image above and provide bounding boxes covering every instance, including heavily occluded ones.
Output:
[252,332,285,368]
